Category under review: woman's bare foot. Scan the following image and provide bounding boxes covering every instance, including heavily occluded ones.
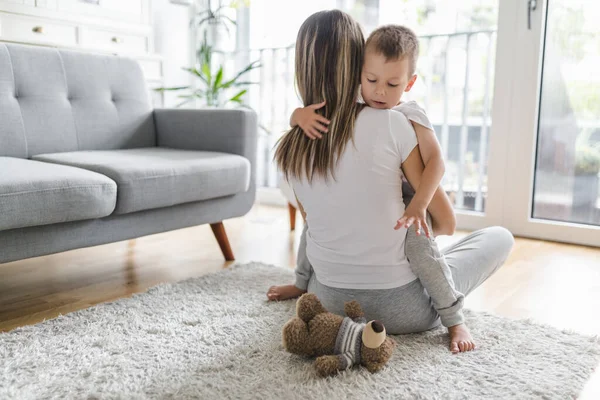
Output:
[267,284,306,301]
[448,323,476,353]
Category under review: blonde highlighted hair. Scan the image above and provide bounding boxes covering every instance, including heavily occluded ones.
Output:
[274,10,365,183]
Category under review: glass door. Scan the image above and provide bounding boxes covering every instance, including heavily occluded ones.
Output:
[242,0,508,229]
[376,0,504,230]
[497,0,600,246]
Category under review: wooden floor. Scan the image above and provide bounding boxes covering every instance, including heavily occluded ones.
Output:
[1,204,599,397]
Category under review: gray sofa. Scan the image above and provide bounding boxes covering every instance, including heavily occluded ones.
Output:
[0,43,257,264]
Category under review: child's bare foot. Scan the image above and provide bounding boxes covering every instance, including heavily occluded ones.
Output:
[448,323,476,353]
[267,285,306,301]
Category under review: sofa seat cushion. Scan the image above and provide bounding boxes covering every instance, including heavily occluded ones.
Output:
[0,157,117,231]
[33,148,251,215]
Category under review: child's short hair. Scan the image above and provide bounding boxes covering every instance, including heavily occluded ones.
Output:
[365,25,419,76]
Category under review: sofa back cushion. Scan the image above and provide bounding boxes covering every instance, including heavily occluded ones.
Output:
[0,43,155,158]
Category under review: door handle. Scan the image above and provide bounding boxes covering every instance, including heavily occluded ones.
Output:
[528,0,538,30]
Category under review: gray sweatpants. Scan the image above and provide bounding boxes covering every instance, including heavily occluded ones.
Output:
[294,223,514,335]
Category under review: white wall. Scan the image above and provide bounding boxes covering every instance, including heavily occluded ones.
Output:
[152,0,194,107]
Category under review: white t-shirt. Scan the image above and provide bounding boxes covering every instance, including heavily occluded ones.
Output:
[290,107,419,289]
[393,101,434,131]
[393,101,435,197]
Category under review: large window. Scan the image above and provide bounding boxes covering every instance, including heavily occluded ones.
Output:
[238,0,499,213]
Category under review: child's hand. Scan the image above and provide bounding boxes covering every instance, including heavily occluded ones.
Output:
[394,203,431,238]
[293,101,330,140]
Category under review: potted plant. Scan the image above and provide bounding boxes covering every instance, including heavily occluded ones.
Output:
[154,33,260,108]
[572,144,600,210]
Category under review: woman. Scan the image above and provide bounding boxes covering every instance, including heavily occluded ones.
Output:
[270,10,514,352]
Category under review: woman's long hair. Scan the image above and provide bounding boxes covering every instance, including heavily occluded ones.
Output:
[274,10,365,183]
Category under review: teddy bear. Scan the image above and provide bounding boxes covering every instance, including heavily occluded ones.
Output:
[282,293,395,377]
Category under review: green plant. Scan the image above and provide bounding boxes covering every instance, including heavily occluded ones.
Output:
[155,34,260,108]
[575,145,600,175]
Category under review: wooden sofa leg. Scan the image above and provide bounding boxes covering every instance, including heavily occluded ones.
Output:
[210,222,235,261]
[288,203,297,231]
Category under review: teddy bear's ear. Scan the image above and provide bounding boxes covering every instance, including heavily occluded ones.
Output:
[362,320,386,349]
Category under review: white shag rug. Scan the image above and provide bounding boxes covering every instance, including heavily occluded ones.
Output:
[1,262,599,400]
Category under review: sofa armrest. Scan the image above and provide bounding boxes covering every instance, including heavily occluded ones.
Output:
[154,108,258,171]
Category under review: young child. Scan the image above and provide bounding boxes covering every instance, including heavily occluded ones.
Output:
[267,25,474,353]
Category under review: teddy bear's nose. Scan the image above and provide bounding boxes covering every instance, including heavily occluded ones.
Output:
[362,320,387,349]
[372,320,384,333]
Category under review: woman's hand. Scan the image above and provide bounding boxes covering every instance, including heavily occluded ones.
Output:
[394,201,431,238]
[291,101,330,140]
